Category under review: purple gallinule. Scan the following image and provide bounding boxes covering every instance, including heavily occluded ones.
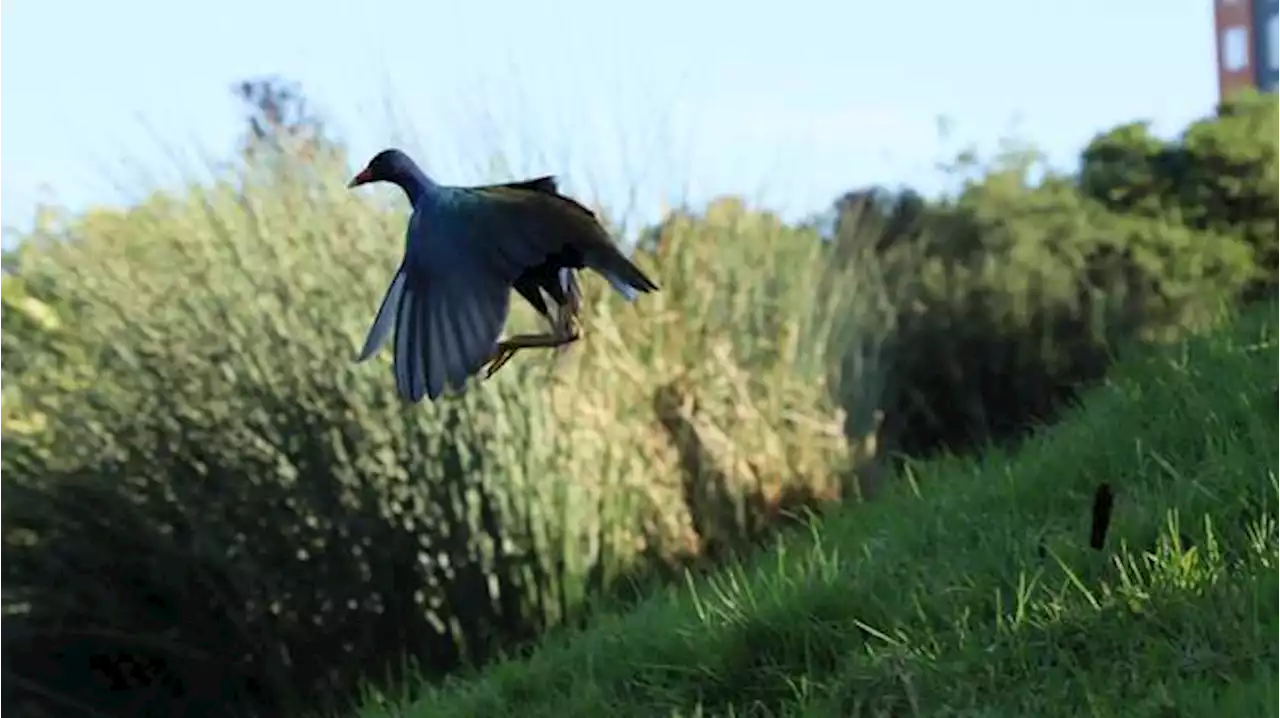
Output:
[348,148,659,403]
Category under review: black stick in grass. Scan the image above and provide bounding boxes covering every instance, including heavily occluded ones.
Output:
[1089,483,1114,551]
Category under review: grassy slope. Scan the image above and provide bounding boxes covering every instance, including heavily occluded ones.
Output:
[355,303,1279,718]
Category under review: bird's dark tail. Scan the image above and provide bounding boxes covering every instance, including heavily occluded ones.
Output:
[584,245,660,301]
[493,175,660,300]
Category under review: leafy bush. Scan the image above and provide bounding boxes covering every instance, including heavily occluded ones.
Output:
[1079,91,1278,297]
[872,167,1254,456]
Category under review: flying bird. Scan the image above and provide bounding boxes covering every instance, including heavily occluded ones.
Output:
[347,148,659,403]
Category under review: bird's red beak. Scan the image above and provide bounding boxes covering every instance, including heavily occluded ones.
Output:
[347,167,374,188]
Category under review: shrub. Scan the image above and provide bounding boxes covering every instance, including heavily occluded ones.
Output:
[1079,91,1278,297]
[830,158,1256,457]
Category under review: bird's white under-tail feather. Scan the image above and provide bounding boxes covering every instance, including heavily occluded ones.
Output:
[600,271,640,301]
[357,262,510,403]
[558,267,582,317]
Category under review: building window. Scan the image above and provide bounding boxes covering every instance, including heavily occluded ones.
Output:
[1222,26,1250,71]
[1268,14,1279,72]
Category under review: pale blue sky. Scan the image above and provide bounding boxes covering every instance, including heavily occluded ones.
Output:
[2,0,1218,243]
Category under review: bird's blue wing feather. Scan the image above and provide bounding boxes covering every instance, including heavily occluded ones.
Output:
[454,188,557,281]
[357,263,407,362]
[385,257,510,403]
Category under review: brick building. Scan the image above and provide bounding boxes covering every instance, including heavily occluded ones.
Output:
[1213,0,1279,100]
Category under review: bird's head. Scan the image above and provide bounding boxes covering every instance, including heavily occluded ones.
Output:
[348,148,420,189]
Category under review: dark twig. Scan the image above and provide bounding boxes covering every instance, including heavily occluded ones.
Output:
[1089,483,1114,551]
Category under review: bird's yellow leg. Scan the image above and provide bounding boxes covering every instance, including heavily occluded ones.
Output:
[483,320,582,379]
[548,307,583,371]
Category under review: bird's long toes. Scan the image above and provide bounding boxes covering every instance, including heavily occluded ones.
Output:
[483,343,518,379]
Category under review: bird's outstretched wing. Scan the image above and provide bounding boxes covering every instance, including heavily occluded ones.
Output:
[358,257,511,403]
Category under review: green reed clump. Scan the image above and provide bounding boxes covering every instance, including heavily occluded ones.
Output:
[2,152,890,717]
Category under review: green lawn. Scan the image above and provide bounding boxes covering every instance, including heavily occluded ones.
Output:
[354,303,1279,718]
